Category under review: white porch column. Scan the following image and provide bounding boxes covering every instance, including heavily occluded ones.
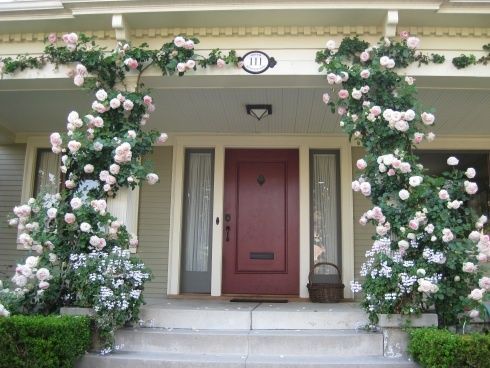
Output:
[299,145,310,298]
[210,144,225,296]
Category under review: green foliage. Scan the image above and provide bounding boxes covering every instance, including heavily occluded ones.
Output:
[452,44,490,69]
[1,33,240,91]
[453,54,477,69]
[0,315,91,368]
[408,328,490,368]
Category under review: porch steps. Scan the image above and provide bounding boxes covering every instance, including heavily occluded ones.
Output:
[139,299,370,330]
[114,328,384,356]
[76,300,419,367]
[78,351,418,368]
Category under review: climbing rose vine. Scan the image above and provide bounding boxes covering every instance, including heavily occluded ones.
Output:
[317,34,489,326]
[0,33,240,351]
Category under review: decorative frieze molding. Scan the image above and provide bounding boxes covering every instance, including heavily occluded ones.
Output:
[1,25,490,44]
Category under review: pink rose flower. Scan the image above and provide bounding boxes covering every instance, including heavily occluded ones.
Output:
[174,36,186,48]
[360,51,370,62]
[73,75,84,87]
[123,100,134,111]
[67,140,81,153]
[399,31,410,39]
[387,169,396,176]
[413,132,424,144]
[338,90,349,99]
[217,58,226,68]
[421,112,435,125]
[48,33,57,44]
[479,277,490,291]
[84,164,94,173]
[360,69,370,79]
[356,159,367,170]
[406,36,420,49]
[360,182,371,196]
[370,106,381,116]
[143,95,152,105]
[109,164,120,175]
[322,93,330,104]
[157,133,168,144]
[124,58,138,70]
[337,107,347,115]
[184,40,195,50]
[326,73,337,84]
[50,132,62,146]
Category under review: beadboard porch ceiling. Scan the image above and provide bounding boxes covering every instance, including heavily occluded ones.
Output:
[0,86,489,136]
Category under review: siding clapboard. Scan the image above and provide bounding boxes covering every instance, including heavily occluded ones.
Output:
[138,146,172,297]
[351,147,374,299]
[0,144,27,281]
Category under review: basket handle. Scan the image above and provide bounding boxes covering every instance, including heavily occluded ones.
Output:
[308,262,342,284]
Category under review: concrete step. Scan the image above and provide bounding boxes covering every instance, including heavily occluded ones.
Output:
[116,328,384,357]
[139,299,369,330]
[77,352,418,368]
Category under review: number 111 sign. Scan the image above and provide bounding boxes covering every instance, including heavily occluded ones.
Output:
[240,51,277,74]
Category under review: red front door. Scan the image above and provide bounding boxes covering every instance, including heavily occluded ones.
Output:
[222,149,299,295]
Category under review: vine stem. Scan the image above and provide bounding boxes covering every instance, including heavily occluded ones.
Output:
[135,61,154,93]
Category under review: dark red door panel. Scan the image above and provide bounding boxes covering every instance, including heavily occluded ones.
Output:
[222,149,299,295]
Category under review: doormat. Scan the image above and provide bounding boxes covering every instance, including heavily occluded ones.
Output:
[230,298,288,303]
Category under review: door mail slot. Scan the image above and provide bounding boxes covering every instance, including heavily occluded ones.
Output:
[250,252,274,260]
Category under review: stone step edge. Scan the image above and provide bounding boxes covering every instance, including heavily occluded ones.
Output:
[80,351,417,365]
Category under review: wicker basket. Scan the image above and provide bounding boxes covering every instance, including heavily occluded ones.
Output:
[307,262,344,303]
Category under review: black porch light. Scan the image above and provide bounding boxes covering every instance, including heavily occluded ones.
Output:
[246,104,272,121]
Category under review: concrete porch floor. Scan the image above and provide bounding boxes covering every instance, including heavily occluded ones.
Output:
[139,297,370,330]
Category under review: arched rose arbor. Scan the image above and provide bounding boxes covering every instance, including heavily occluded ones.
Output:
[0,32,488,351]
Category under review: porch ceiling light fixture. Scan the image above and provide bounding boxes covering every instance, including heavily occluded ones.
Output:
[246,104,272,121]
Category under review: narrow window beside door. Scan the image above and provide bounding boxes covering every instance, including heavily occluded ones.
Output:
[33,149,61,196]
[310,150,341,281]
[180,149,214,293]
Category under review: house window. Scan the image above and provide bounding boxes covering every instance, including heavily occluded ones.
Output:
[310,150,341,279]
[33,149,61,197]
[180,149,214,293]
[417,151,489,216]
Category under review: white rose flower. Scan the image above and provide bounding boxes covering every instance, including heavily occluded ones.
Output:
[146,173,159,185]
[46,207,57,219]
[84,164,94,174]
[80,222,92,232]
[70,197,83,210]
[447,156,459,166]
[465,167,476,179]
[325,40,336,50]
[399,189,410,201]
[36,268,51,281]
[469,231,481,242]
[95,89,108,101]
[398,240,409,251]
[25,256,39,268]
[67,111,79,124]
[468,288,484,301]
[48,253,58,264]
[409,176,423,187]
[462,262,478,273]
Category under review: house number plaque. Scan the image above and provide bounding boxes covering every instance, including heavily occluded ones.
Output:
[241,51,277,74]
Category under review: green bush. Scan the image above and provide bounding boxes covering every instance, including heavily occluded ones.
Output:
[408,327,490,368]
[0,315,91,368]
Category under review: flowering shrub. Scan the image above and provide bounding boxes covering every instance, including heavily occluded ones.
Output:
[68,247,150,351]
[317,34,489,326]
[0,33,240,352]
